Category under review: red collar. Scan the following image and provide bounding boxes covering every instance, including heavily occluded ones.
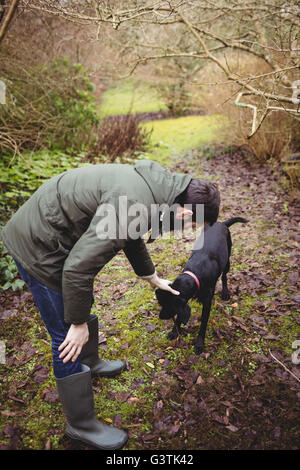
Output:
[182,270,200,290]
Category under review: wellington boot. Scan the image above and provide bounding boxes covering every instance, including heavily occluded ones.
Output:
[56,364,128,450]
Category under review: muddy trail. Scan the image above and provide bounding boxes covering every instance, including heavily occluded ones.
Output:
[0,147,299,450]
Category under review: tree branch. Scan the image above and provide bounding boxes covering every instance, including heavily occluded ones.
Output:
[0,0,20,45]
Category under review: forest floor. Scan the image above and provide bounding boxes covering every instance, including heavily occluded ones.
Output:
[0,142,299,450]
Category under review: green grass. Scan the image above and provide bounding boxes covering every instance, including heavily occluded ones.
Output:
[97,78,227,168]
[141,114,226,165]
[98,78,226,165]
[98,79,167,117]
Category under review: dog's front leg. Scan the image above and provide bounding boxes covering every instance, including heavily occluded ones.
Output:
[195,296,213,354]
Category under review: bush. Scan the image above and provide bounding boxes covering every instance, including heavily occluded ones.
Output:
[0,149,84,291]
[0,57,99,155]
[88,113,153,162]
[0,150,83,225]
[157,81,192,117]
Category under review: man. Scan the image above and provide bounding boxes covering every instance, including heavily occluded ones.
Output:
[1,159,220,450]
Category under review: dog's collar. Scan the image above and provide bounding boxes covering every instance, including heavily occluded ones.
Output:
[182,270,200,290]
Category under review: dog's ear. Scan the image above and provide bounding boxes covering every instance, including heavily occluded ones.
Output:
[155,288,174,306]
[155,288,177,319]
[156,288,191,323]
[155,289,186,320]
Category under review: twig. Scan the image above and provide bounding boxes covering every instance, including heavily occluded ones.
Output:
[234,92,299,139]
[235,92,258,137]
[179,12,296,105]
[269,350,300,383]
[0,0,20,45]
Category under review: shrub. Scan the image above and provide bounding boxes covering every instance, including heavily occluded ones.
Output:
[0,149,84,291]
[88,113,153,162]
[157,81,192,117]
[0,57,99,155]
[0,150,83,225]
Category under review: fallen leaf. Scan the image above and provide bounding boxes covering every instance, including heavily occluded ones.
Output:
[104,418,113,424]
[114,414,122,427]
[44,438,51,450]
[34,366,49,384]
[196,375,204,385]
[127,397,139,404]
[168,423,180,436]
[145,362,155,369]
[145,323,155,333]
[264,334,280,340]
[212,413,225,424]
[98,332,107,344]
[226,424,239,432]
[113,391,131,402]
[0,309,17,319]
[42,388,59,403]
[154,400,163,413]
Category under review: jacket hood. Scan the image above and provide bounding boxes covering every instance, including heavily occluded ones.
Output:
[134,160,192,243]
[134,160,192,207]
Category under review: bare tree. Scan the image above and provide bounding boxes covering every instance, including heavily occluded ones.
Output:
[21,0,299,138]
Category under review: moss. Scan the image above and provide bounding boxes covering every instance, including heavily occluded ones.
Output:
[141,114,227,165]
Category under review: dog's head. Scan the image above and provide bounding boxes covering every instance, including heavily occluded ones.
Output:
[155,288,191,325]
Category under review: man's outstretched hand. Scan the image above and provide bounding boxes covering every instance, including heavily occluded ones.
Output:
[140,272,180,296]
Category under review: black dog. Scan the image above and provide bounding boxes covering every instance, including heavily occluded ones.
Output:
[155,217,248,354]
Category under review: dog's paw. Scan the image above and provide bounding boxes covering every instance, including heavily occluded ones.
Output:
[221,290,230,301]
[167,330,179,340]
[194,342,204,355]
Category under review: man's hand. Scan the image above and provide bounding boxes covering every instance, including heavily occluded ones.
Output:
[140,272,180,296]
[58,323,89,363]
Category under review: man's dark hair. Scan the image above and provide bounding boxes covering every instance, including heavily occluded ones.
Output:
[147,178,220,243]
[175,178,220,225]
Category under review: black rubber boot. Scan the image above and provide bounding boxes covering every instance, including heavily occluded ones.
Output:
[56,364,128,450]
[81,315,125,377]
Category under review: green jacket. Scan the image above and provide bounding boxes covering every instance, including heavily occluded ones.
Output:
[1,160,191,324]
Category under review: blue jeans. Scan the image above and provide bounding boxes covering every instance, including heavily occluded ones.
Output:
[14,260,82,379]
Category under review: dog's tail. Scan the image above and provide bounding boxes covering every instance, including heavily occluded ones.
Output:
[224,217,249,227]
